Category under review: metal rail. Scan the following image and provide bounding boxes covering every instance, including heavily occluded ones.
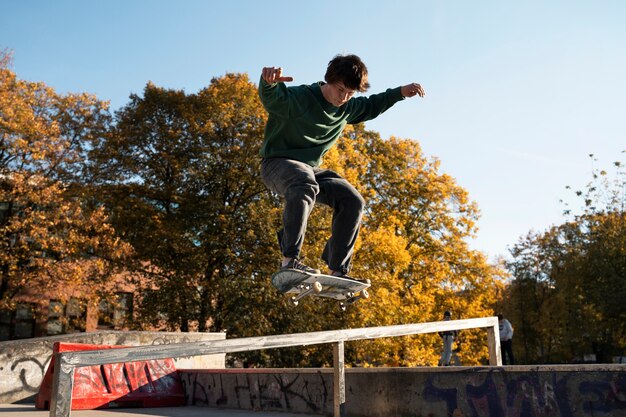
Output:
[50,316,501,417]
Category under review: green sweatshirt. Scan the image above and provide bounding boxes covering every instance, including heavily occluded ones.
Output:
[258,77,405,167]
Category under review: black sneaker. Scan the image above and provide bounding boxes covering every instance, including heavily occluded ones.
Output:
[281,258,321,275]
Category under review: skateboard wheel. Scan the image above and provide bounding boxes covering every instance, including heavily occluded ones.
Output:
[312,281,323,292]
[361,289,370,299]
[290,297,299,306]
[339,302,347,312]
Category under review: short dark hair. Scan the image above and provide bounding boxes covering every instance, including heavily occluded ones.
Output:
[324,54,370,92]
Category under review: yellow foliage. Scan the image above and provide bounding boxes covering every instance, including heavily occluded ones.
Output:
[309,124,507,366]
[1,65,131,310]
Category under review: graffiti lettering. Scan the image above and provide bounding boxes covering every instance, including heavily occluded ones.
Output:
[183,371,330,413]
[422,370,626,417]
[10,357,47,392]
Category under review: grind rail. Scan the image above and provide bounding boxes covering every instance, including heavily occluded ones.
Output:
[50,316,501,417]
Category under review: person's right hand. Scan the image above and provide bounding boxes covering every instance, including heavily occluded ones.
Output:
[262,67,293,84]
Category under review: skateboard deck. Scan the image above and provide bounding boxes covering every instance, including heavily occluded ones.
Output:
[271,269,371,308]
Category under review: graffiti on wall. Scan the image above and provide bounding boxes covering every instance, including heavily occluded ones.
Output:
[0,355,51,403]
[0,332,223,404]
[423,369,626,417]
[181,369,626,417]
[181,371,331,413]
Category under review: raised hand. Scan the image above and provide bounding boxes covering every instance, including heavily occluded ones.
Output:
[262,67,294,84]
[401,83,425,98]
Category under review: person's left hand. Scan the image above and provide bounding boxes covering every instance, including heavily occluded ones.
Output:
[401,83,425,98]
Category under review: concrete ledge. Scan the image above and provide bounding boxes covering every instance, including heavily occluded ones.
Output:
[180,365,626,417]
[0,331,226,404]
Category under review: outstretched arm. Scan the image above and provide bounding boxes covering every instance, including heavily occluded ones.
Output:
[401,83,425,98]
[259,67,294,116]
[261,67,294,84]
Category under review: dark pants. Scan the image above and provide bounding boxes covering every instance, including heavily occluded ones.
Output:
[501,339,515,365]
[261,157,365,273]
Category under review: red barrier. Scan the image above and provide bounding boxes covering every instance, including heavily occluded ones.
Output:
[36,342,186,410]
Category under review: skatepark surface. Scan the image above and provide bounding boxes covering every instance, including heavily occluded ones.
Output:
[0,404,317,417]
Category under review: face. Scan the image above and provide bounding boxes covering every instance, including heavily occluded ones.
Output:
[324,82,356,107]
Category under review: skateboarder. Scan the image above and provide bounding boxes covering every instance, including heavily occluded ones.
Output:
[259,54,425,278]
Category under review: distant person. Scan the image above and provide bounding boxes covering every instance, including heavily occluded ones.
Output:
[498,314,515,365]
[438,310,458,366]
[258,54,425,278]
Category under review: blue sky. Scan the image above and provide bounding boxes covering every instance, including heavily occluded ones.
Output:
[2,0,625,261]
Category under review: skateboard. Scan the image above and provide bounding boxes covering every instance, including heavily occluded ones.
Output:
[271,269,371,310]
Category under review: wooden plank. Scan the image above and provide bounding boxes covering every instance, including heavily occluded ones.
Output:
[60,318,499,368]
[333,341,346,417]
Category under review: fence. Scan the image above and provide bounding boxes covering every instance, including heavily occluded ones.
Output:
[50,316,501,417]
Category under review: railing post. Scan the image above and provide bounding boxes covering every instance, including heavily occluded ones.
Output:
[49,352,74,417]
[333,341,346,417]
[486,318,502,366]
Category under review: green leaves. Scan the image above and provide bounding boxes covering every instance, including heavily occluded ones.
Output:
[506,155,626,363]
[88,74,283,334]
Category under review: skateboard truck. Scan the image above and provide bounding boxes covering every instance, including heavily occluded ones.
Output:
[290,281,323,306]
[339,289,370,311]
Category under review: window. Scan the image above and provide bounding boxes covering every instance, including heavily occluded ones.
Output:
[0,304,37,340]
[0,310,12,341]
[66,297,86,333]
[114,293,133,326]
[46,298,86,335]
[98,298,113,328]
[47,300,64,335]
[98,292,133,329]
[13,303,36,339]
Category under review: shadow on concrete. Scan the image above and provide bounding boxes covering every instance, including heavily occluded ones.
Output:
[0,404,319,417]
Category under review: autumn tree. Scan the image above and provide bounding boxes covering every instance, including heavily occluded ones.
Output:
[88,75,295,337]
[307,125,505,366]
[86,75,357,367]
[87,72,504,366]
[1,50,504,363]
[255,124,505,366]
[0,50,130,318]
[504,228,574,363]
[505,154,625,363]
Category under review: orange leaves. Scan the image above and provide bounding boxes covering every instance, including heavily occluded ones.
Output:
[1,65,131,307]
